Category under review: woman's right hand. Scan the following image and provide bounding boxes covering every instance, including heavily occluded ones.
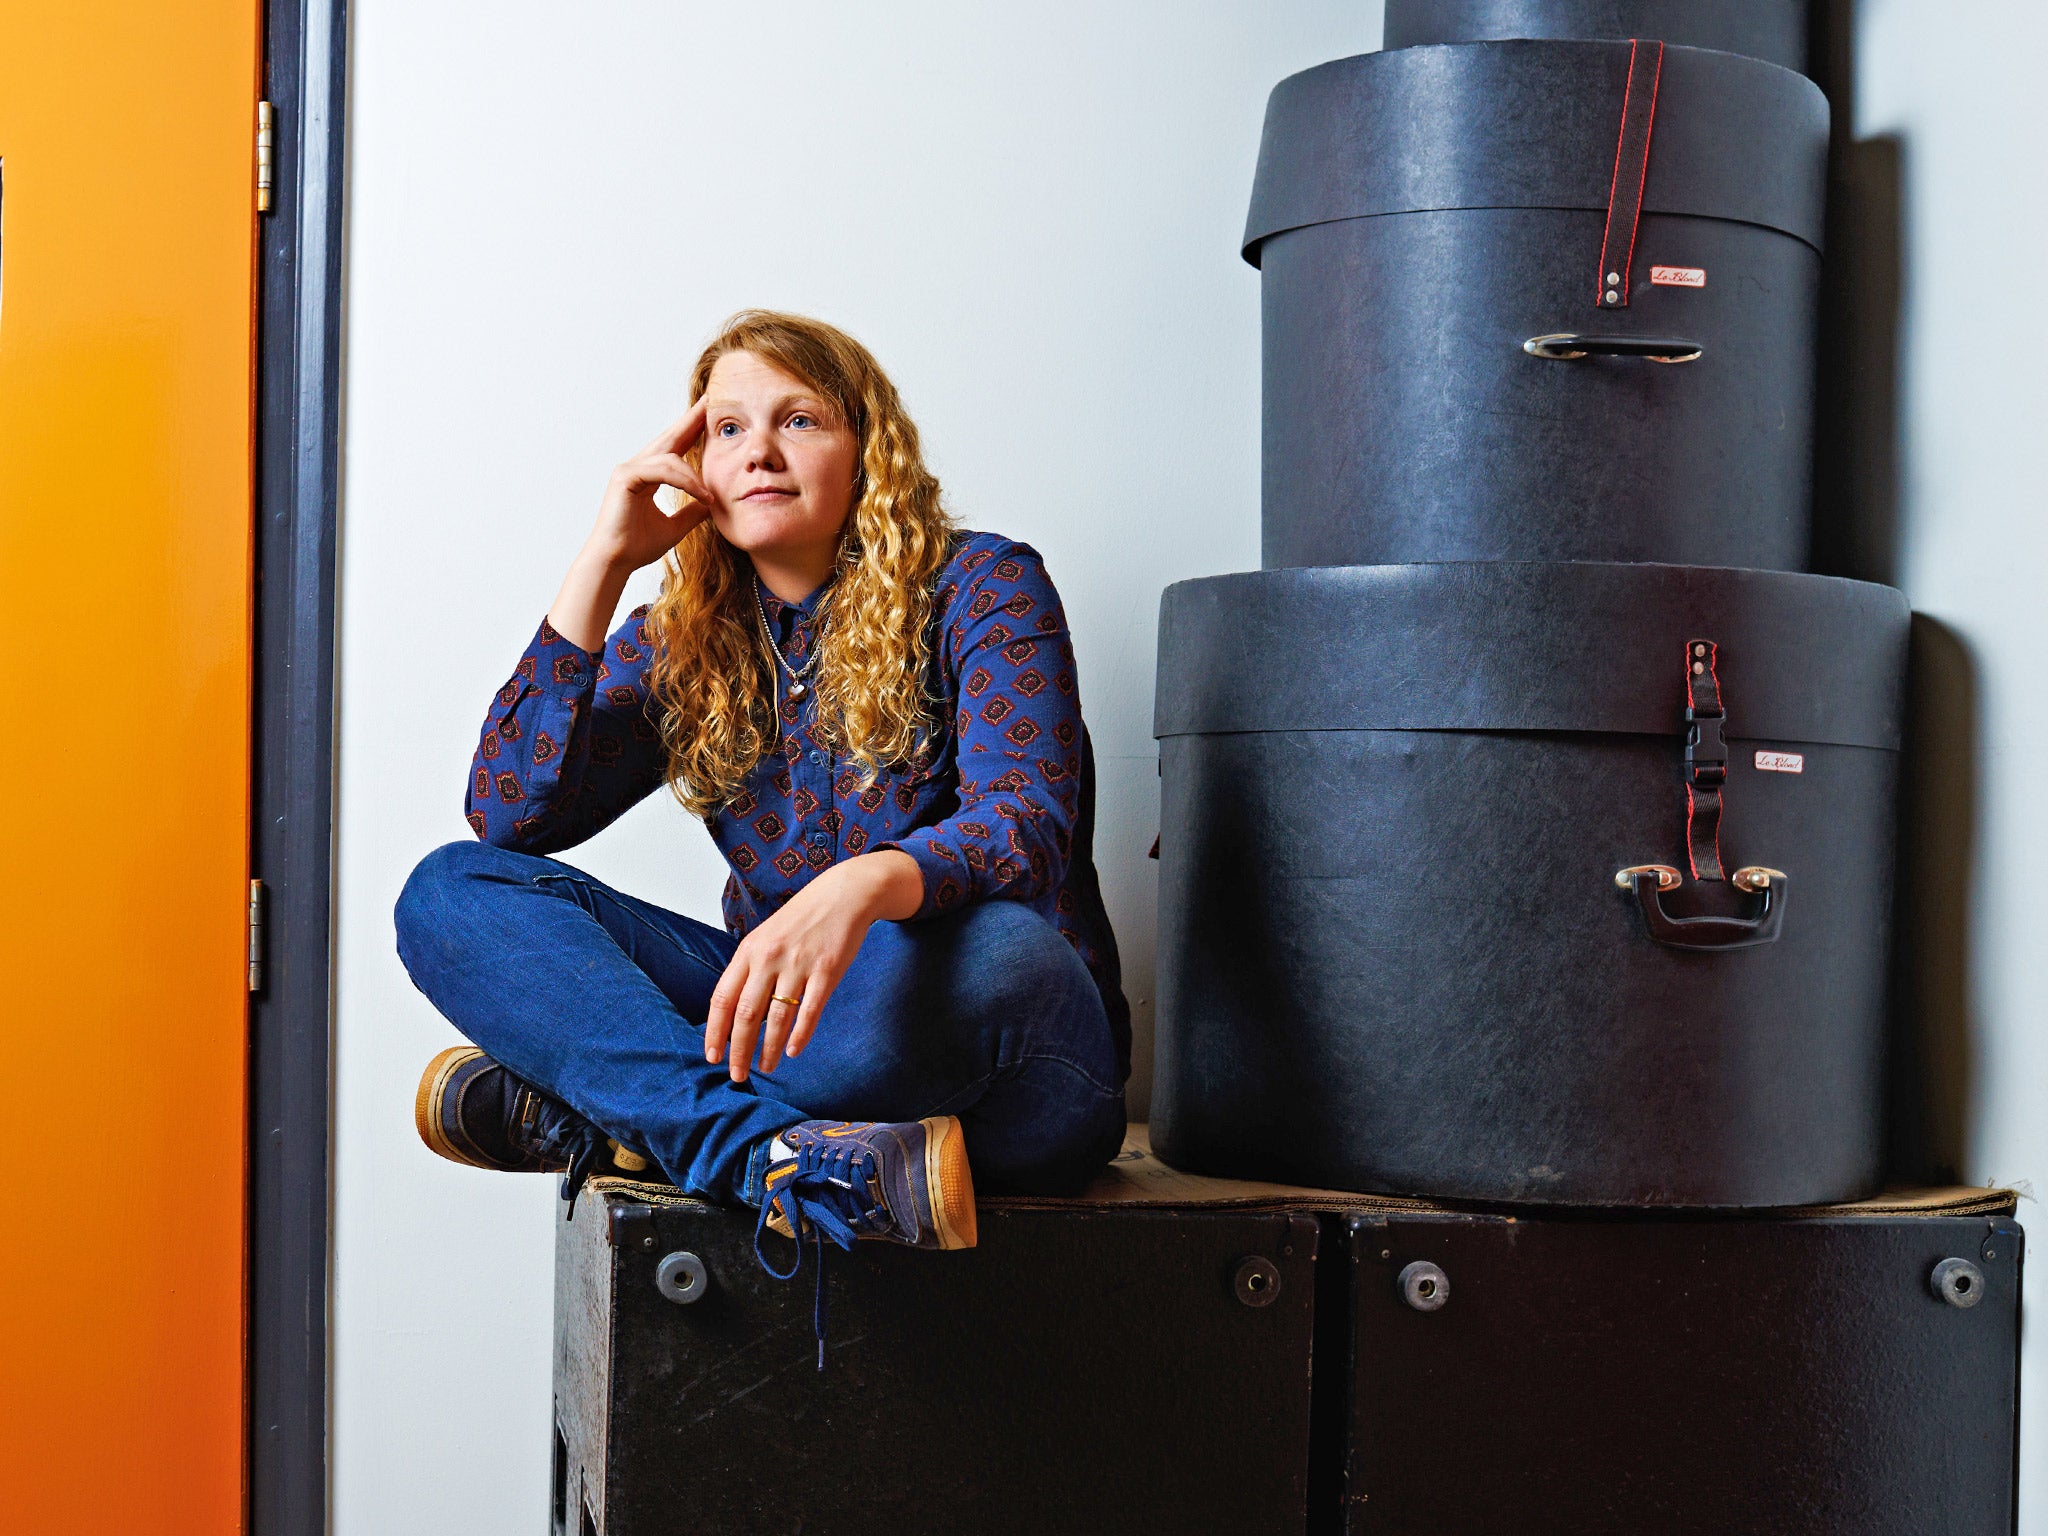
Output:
[547,401,715,651]
[587,399,715,571]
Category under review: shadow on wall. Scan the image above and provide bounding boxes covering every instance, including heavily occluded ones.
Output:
[1807,0,1975,1186]
[1891,615,1977,1185]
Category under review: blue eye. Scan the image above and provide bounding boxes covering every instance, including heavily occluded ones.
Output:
[717,421,740,437]
[788,413,815,429]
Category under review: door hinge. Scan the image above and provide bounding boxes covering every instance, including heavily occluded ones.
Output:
[256,100,275,213]
[248,878,266,993]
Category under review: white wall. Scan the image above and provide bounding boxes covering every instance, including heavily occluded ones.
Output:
[339,5,2048,1531]
[1855,3,2048,1528]
[332,4,1372,1531]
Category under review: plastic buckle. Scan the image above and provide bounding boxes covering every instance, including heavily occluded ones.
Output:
[1685,708,1726,786]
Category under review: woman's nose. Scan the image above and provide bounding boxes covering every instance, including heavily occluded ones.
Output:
[746,434,786,473]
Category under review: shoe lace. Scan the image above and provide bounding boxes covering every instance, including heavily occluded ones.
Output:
[556,1132,607,1220]
[514,1092,610,1222]
[753,1138,886,1369]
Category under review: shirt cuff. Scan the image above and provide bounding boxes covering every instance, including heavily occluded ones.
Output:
[512,617,601,805]
[873,831,967,920]
[531,616,602,700]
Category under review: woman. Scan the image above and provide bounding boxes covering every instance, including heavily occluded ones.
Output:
[394,311,1129,1326]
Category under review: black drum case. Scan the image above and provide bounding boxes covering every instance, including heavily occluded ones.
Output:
[1382,0,1811,75]
[1247,41,1828,570]
[1151,562,1909,1207]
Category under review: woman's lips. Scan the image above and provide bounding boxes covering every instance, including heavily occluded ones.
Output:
[741,486,797,501]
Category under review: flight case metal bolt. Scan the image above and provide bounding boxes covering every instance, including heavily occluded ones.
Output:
[1931,1256,1984,1309]
[1399,1260,1449,1312]
[656,1250,709,1305]
[1234,1256,1282,1308]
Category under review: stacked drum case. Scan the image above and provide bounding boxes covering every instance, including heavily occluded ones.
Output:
[1155,563,1907,1205]
[1150,7,2021,1516]
[1156,5,1900,1211]
[1249,38,1827,569]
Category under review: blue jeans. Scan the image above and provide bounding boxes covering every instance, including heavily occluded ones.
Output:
[394,841,1127,1205]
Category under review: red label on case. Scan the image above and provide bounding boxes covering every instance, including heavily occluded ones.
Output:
[1755,750,1804,774]
[1650,265,1706,288]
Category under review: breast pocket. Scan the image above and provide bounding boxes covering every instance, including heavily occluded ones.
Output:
[877,731,955,818]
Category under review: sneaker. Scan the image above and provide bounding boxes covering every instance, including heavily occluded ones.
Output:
[414,1045,660,1218]
[758,1117,978,1252]
[754,1116,977,1367]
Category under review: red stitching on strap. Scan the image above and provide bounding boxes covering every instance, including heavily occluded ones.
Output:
[1685,782,1700,880]
[1596,39,1665,308]
[1619,44,1663,296]
[1705,640,1722,876]
[1595,39,1639,304]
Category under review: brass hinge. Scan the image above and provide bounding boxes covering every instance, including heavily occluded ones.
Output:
[248,878,266,993]
[256,100,275,213]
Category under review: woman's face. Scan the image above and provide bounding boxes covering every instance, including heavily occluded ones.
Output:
[698,350,859,580]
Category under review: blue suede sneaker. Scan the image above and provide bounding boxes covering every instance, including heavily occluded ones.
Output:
[754,1117,978,1365]
[414,1045,660,1218]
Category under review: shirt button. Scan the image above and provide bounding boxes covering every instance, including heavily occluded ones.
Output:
[807,830,828,847]
[808,750,825,765]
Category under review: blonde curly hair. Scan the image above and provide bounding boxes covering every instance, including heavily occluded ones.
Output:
[644,311,956,816]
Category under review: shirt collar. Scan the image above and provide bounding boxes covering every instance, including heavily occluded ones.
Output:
[756,573,829,643]
[753,577,831,663]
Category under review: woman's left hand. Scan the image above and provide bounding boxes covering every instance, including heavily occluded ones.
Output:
[705,849,925,1082]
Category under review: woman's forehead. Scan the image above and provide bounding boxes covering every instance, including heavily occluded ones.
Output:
[706,350,828,404]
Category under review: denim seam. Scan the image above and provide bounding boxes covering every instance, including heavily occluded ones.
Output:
[921,1050,1123,1121]
[531,869,735,985]
[1001,1048,1125,1101]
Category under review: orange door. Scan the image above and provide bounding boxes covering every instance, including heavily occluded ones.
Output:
[0,3,262,1531]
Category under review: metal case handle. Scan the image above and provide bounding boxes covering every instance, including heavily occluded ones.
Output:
[1524,332,1705,363]
[1615,865,1788,950]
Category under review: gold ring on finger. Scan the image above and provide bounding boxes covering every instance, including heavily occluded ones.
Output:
[771,993,803,1008]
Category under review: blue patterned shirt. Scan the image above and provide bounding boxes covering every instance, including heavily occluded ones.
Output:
[464,530,1129,1078]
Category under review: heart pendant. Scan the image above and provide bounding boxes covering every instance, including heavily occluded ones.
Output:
[787,681,807,700]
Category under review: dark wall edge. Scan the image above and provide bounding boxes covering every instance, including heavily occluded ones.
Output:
[250,0,348,1530]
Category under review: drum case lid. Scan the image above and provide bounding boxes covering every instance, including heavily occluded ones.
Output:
[1154,563,1909,750]
[1242,40,1829,265]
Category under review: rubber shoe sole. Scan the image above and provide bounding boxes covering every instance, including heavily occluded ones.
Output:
[922,1115,977,1250]
[415,1044,493,1168]
[417,1044,659,1180]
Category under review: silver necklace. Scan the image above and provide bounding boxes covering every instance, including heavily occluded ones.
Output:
[753,577,823,701]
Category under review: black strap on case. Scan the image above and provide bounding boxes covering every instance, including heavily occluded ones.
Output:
[1597,38,1665,309]
[1683,638,1727,882]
